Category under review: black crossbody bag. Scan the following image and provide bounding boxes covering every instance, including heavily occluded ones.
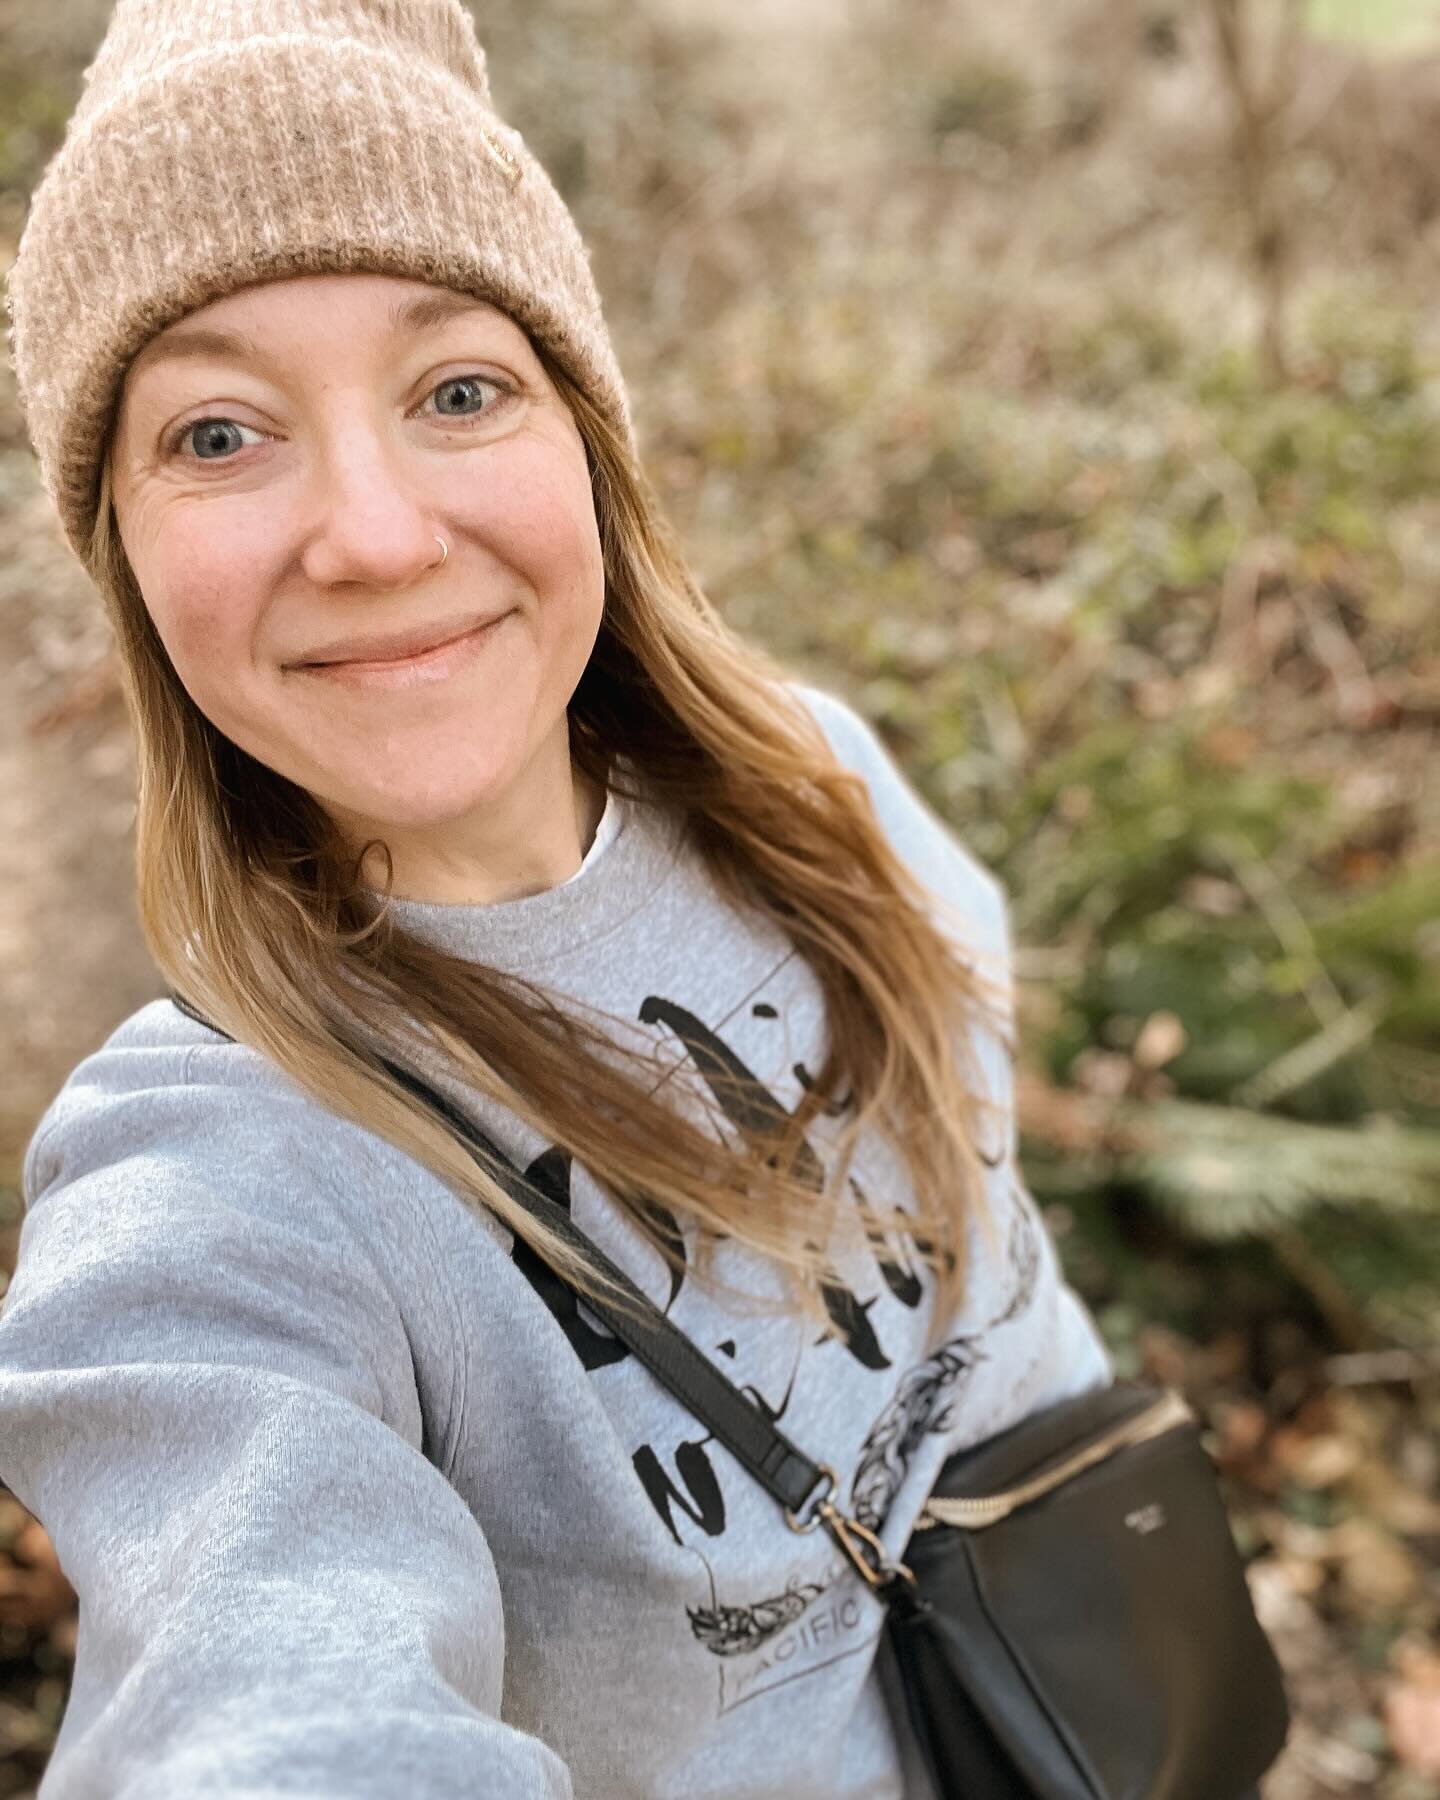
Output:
[171,994,1291,1798]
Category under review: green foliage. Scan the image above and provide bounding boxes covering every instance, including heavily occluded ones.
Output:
[1293,1201,1440,1351]
[1052,302,1191,403]
[718,277,1440,1349]
[929,61,1032,149]
[1125,1102,1440,1236]
[1308,0,1440,50]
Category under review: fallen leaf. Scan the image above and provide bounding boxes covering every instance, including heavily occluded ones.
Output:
[0,1558,76,1631]
[1212,1401,1271,1479]
[1385,1652,1440,1776]
[1329,1518,1421,1613]
[1347,1456,1440,1537]
[13,1520,61,1572]
[1137,1324,1195,1389]
[1133,1010,1187,1070]
[0,1497,29,1548]
[1272,1430,1362,1490]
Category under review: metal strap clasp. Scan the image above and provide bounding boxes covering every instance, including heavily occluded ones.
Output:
[817,1503,919,1596]
[784,1466,918,1595]
[784,1464,838,1534]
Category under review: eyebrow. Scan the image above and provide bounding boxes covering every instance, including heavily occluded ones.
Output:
[387,291,494,336]
[130,325,261,371]
[131,291,496,373]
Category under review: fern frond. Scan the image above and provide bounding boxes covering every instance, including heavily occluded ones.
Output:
[1110,1099,1440,1239]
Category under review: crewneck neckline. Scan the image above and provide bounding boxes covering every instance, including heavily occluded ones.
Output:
[375,782,688,978]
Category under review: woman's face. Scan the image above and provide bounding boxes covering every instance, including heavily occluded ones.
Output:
[110,272,605,882]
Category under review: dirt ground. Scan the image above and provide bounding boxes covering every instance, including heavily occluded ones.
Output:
[0,438,159,1180]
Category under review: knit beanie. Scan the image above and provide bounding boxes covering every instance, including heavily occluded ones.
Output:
[5,0,635,570]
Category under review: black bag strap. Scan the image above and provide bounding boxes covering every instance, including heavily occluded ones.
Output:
[165,990,834,1524]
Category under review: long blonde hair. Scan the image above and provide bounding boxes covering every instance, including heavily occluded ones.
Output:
[89,337,1008,1340]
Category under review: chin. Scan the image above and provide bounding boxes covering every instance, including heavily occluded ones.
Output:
[331,777,510,836]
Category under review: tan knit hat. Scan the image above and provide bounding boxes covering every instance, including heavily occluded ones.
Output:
[5,0,635,569]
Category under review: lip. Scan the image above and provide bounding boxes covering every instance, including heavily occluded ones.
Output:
[293,613,503,668]
[292,611,512,689]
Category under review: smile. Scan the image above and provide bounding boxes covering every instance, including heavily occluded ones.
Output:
[294,613,512,690]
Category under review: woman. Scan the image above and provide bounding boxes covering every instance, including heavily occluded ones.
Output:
[0,2,1112,1795]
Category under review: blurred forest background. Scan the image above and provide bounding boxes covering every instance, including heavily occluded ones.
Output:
[1,0,1438,1793]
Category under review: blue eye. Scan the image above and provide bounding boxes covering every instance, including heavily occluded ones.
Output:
[429,375,505,417]
[180,419,264,460]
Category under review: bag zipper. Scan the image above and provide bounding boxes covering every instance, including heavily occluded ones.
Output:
[912,1390,1196,1532]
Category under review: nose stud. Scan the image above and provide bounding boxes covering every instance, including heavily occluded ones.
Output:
[429,535,449,570]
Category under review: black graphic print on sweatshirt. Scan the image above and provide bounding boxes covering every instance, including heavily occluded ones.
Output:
[848,1335,986,1531]
[687,1574,830,1657]
[500,948,1036,1717]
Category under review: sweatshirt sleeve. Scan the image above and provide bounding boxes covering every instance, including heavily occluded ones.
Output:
[791,681,1114,1410]
[789,680,1010,966]
[0,1041,573,1800]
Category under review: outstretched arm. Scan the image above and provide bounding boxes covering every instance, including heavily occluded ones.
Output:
[0,1059,571,1800]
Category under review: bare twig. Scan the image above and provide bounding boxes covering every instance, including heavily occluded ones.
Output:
[1204,0,1306,382]
[1233,991,1386,1109]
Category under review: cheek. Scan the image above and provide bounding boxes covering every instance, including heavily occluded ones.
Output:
[469,446,604,617]
[156,558,249,665]
[129,525,270,706]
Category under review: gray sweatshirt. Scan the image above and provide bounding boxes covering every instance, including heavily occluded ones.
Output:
[0,683,1112,1799]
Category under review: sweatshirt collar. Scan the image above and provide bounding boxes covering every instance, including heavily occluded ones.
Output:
[374,780,687,979]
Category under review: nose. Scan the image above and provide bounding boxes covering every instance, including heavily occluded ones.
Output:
[299,414,442,591]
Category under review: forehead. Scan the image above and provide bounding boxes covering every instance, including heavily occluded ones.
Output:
[127,275,524,382]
